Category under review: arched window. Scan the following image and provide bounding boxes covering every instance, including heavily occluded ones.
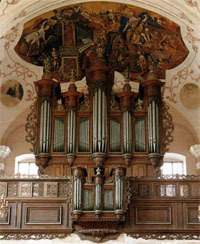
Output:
[161,153,186,175]
[15,154,38,176]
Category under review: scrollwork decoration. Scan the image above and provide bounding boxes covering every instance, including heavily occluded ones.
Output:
[125,179,132,210]
[128,233,200,240]
[25,97,38,153]
[162,100,174,153]
[0,233,71,240]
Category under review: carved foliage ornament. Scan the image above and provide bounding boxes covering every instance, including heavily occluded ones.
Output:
[25,97,38,153]
[0,233,71,240]
[128,233,200,240]
[162,100,174,153]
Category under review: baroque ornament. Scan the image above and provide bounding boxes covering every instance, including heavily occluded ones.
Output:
[0,233,71,240]
[25,97,38,153]
[128,233,200,240]
[162,100,174,153]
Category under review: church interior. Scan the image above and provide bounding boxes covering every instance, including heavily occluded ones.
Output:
[0,0,200,243]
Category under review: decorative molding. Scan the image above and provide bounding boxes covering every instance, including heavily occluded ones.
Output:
[128,233,200,240]
[0,174,72,180]
[0,233,71,240]
[79,229,119,242]
[128,174,200,180]
[184,0,200,13]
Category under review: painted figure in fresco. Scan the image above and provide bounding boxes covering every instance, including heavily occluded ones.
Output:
[24,20,50,56]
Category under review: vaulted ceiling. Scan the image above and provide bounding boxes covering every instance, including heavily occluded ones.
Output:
[0,0,200,145]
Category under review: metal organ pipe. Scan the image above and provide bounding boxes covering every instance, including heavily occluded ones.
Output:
[39,99,51,153]
[67,109,76,154]
[123,110,132,154]
[148,99,160,153]
[98,88,102,152]
[96,183,101,210]
[92,87,107,153]
[39,101,44,152]
[115,176,123,210]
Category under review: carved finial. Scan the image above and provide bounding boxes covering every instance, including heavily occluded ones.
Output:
[96,167,101,176]
[123,67,130,83]
[43,56,52,74]
[96,38,105,58]
[70,69,76,84]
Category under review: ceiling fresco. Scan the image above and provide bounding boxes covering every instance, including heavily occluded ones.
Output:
[15,2,189,82]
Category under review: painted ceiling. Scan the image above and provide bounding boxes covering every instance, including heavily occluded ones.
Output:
[15,2,188,81]
[0,0,200,145]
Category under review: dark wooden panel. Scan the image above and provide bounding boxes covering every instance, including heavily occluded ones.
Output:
[136,206,171,224]
[0,202,17,229]
[187,207,199,224]
[21,202,70,229]
[25,207,62,224]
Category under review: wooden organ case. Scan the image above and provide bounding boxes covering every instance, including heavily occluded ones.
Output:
[32,36,173,240]
[17,9,199,242]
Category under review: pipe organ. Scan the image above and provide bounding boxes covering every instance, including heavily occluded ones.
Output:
[33,48,167,231]
[26,8,181,239]
[14,3,198,241]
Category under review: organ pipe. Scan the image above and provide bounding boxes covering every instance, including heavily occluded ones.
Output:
[96,183,101,210]
[114,167,125,211]
[39,99,51,153]
[67,108,76,154]
[79,118,89,152]
[92,88,107,153]
[73,167,85,212]
[53,117,65,152]
[148,98,160,153]
[123,110,132,154]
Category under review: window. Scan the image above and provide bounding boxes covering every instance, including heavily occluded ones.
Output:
[15,154,38,176]
[161,153,186,175]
